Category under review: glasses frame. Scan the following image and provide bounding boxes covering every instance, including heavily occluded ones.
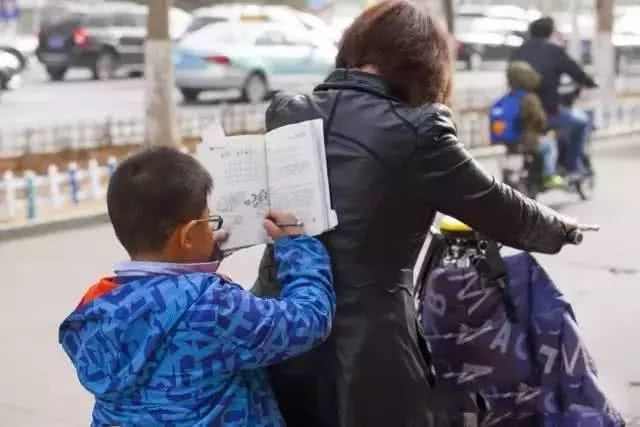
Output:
[193,214,224,231]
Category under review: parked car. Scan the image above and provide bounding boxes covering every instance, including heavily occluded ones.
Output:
[0,47,23,92]
[185,4,340,45]
[456,15,528,70]
[36,1,191,82]
[0,28,35,67]
[0,44,27,73]
[0,30,36,71]
[0,0,48,65]
[174,21,337,103]
[454,5,538,70]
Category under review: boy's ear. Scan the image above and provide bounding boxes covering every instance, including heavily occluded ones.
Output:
[178,221,197,251]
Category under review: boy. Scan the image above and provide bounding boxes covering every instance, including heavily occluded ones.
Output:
[507,61,564,188]
[59,147,335,427]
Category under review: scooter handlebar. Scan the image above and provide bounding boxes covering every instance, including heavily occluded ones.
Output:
[567,224,600,246]
[567,229,584,245]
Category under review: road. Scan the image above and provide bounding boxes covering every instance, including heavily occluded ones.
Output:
[1,140,639,426]
[3,63,640,131]
[0,66,238,128]
[0,63,510,129]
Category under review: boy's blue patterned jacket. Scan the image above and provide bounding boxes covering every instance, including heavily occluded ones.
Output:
[59,236,335,427]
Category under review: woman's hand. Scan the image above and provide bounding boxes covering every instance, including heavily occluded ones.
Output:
[264,210,306,240]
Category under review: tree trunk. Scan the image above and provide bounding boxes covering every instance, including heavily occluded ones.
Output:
[145,0,179,148]
[595,0,616,105]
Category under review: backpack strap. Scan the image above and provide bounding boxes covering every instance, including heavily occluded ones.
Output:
[473,241,518,323]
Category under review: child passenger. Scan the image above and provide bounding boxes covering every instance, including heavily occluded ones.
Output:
[508,61,564,188]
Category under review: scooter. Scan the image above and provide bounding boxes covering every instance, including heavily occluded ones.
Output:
[501,140,595,201]
[414,217,613,426]
[501,87,596,201]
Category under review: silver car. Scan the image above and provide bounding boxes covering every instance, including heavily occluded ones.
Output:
[174,22,337,103]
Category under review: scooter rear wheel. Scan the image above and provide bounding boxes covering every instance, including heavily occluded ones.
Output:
[576,174,595,201]
[577,153,596,201]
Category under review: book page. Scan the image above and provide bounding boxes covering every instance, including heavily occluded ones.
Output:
[312,119,339,229]
[198,128,269,250]
[265,119,335,236]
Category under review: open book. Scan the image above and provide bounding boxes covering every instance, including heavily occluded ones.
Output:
[197,119,338,250]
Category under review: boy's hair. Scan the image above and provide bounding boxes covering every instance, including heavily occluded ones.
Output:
[529,17,555,39]
[107,147,213,256]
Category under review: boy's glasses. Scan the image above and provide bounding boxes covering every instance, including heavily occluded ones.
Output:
[193,215,224,231]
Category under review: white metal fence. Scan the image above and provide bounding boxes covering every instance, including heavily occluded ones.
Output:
[3,97,640,158]
[0,103,268,157]
[2,99,640,225]
[0,157,117,223]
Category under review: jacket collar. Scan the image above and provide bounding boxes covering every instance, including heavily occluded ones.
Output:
[316,69,401,102]
[113,260,220,278]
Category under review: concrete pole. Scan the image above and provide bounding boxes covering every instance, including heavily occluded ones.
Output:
[568,0,583,62]
[441,0,456,107]
[595,0,616,104]
[538,0,554,15]
[442,0,455,35]
[34,0,45,34]
[145,0,179,148]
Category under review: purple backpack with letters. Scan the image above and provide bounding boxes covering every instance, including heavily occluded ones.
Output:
[418,244,624,426]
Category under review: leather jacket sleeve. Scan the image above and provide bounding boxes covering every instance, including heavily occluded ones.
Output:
[560,48,597,88]
[410,105,575,254]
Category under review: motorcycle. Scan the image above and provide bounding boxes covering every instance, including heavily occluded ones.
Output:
[501,86,596,201]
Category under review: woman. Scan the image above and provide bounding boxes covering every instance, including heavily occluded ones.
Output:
[254,1,577,426]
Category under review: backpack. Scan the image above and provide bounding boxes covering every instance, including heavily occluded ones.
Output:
[489,90,526,145]
[415,220,625,426]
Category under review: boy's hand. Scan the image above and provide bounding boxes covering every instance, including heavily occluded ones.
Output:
[264,210,305,240]
[214,229,229,244]
[210,229,230,261]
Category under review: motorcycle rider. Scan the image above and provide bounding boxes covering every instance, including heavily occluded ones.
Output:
[511,17,597,178]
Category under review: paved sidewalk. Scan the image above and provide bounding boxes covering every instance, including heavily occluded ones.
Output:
[0,201,107,240]
[1,137,639,426]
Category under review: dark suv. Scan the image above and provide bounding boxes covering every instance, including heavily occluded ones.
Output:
[36,2,147,81]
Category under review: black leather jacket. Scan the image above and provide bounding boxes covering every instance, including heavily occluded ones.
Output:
[254,69,574,427]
